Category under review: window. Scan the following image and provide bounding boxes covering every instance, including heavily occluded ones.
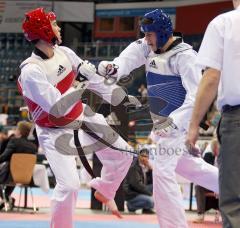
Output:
[119,17,135,31]
[99,18,114,31]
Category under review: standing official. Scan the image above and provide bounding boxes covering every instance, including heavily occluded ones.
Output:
[186,1,240,227]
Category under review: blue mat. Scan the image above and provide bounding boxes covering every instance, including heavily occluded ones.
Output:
[0,221,158,228]
[13,187,91,200]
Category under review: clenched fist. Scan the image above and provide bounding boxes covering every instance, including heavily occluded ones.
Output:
[77,60,96,80]
[98,61,118,79]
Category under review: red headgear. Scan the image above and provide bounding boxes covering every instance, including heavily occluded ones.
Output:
[22,8,57,44]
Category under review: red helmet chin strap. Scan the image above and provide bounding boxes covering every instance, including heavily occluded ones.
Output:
[22,8,57,44]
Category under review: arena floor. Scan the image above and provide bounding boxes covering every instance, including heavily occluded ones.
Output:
[0,188,222,228]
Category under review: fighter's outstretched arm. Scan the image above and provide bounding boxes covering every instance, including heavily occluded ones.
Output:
[98,38,150,81]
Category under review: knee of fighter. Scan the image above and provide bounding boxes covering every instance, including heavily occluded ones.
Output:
[120,154,133,168]
[68,181,81,192]
[57,180,80,193]
[126,154,133,163]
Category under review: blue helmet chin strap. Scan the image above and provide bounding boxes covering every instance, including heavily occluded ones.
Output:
[141,9,173,48]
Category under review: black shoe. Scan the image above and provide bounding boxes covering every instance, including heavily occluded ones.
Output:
[142,209,155,214]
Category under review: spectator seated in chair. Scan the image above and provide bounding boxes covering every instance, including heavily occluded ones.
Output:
[123,148,154,214]
[0,121,38,210]
[194,138,220,223]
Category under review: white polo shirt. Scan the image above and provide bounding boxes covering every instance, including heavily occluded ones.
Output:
[196,6,240,110]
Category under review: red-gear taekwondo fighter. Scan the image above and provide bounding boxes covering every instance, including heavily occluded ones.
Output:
[18,8,133,228]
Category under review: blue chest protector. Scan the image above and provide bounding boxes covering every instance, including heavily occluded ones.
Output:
[146,72,186,117]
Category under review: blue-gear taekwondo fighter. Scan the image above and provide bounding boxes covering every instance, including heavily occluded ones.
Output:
[98,9,219,228]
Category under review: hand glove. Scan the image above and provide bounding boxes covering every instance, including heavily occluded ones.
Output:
[98,61,118,79]
[153,118,178,137]
[77,60,96,80]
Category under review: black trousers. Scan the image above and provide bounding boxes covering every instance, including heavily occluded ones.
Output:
[218,108,240,228]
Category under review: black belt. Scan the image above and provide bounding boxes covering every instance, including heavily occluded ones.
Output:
[73,122,138,178]
[74,129,96,178]
[222,104,240,113]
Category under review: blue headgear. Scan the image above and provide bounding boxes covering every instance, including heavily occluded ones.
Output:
[140,9,173,48]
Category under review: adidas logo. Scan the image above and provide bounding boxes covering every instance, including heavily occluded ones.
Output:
[57,65,66,76]
[149,60,157,68]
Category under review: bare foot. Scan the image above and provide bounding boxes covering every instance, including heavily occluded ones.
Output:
[94,191,123,219]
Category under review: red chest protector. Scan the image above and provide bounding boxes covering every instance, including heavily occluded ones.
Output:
[18,47,83,128]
